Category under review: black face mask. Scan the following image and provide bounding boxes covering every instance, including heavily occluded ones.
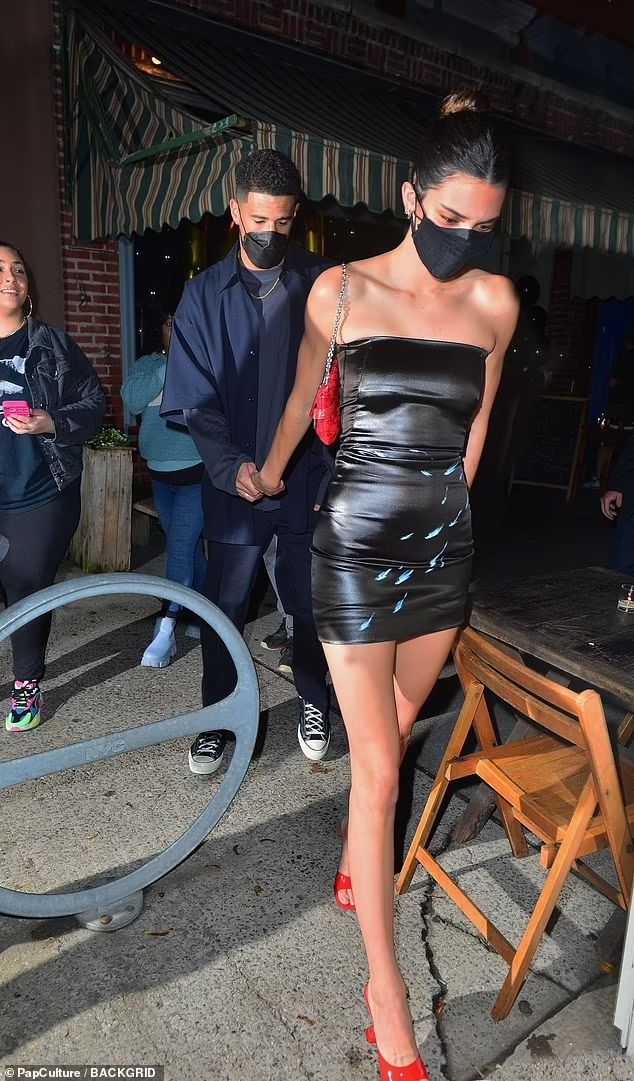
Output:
[240,223,290,270]
[411,203,495,281]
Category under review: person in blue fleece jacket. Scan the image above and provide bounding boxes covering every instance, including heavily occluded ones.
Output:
[121,313,206,667]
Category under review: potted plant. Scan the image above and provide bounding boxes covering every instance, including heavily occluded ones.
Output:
[70,427,134,572]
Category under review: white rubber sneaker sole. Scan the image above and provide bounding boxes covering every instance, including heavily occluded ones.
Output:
[141,645,176,668]
[297,723,331,762]
[188,746,225,775]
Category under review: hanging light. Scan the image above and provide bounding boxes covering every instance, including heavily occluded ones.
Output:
[151,56,162,66]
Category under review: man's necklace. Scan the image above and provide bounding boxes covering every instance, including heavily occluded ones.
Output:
[244,274,282,301]
[0,317,26,341]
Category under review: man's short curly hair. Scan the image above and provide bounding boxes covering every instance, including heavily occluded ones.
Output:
[235,149,302,202]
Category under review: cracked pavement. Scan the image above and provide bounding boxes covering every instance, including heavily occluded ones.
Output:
[0,557,628,1080]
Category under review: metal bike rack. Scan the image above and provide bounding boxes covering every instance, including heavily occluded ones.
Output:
[0,574,259,930]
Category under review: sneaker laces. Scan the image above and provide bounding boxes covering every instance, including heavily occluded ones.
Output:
[194,732,224,755]
[12,681,40,710]
[302,702,326,739]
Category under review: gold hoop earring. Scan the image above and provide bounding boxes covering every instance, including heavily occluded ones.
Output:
[23,295,33,319]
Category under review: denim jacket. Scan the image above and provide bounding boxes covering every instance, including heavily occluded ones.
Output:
[12,319,107,492]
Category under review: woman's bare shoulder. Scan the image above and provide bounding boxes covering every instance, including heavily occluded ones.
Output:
[471,270,518,318]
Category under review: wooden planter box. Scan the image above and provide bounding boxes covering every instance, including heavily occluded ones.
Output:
[70,446,133,572]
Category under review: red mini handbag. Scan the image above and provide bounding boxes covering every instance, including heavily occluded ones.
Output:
[311,264,348,446]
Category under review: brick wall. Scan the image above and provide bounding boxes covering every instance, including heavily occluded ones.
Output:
[51,0,122,426]
[168,0,633,156]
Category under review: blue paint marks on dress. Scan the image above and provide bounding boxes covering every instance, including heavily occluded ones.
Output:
[441,486,449,506]
[400,532,414,540]
[426,541,449,573]
[425,524,444,540]
[420,469,432,477]
[395,569,414,585]
[444,461,460,476]
[359,614,375,631]
[393,593,408,613]
[375,568,392,581]
[448,494,470,528]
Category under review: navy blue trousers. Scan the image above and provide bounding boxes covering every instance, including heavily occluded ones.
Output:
[201,513,328,716]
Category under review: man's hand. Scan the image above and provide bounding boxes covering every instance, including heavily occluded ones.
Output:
[236,462,263,502]
[251,468,285,498]
[601,489,623,521]
[4,409,55,436]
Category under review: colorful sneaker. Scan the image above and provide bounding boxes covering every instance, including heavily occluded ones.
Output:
[6,680,43,732]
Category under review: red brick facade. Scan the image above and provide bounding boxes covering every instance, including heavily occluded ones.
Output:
[50,0,632,416]
[170,0,633,156]
[52,1,123,425]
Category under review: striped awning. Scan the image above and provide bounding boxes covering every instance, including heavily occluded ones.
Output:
[67,13,633,255]
[252,123,411,221]
[504,189,634,257]
[67,14,410,239]
[68,15,252,239]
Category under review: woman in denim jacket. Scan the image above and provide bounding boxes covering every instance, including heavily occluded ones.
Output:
[0,242,106,732]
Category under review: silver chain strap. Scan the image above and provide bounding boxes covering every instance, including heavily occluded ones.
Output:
[321,263,348,386]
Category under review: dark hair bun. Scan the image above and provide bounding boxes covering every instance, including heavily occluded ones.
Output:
[440,91,491,118]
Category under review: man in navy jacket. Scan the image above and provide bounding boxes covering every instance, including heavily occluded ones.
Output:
[602,435,634,575]
[162,150,332,774]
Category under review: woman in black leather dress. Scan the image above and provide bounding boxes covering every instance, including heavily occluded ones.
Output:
[253,92,519,1079]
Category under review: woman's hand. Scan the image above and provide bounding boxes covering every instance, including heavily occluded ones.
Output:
[4,409,55,436]
[251,469,285,498]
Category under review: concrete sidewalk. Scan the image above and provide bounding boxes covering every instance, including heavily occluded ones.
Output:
[0,558,629,1081]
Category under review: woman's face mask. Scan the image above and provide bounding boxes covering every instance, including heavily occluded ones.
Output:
[410,200,495,281]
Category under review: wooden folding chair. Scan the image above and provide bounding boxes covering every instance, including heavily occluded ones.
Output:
[397,626,634,1020]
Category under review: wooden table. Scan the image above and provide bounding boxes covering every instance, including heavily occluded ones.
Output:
[470,566,634,710]
[458,566,634,966]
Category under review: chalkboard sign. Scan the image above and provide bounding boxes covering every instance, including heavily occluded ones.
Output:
[512,396,587,499]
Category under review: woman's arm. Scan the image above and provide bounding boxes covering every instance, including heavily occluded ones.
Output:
[463,277,519,489]
[44,337,106,446]
[253,267,343,496]
[120,354,166,416]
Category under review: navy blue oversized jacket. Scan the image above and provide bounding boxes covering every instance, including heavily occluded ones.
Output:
[161,242,332,543]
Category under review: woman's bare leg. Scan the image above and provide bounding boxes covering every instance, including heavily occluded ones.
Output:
[394,627,458,749]
[336,627,458,908]
[324,639,417,1066]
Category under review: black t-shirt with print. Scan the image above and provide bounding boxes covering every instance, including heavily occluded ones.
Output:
[0,324,58,512]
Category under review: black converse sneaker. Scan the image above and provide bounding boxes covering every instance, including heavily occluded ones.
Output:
[277,639,294,676]
[188,731,226,775]
[297,699,330,762]
[261,620,288,651]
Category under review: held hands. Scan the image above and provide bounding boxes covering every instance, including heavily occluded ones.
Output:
[235,462,285,502]
[251,468,285,498]
[236,462,263,503]
[601,490,623,521]
[4,409,55,436]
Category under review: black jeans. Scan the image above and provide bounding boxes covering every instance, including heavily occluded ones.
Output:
[201,515,328,720]
[0,482,81,681]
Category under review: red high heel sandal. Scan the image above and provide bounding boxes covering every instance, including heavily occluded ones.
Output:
[334,821,356,912]
[363,984,430,1081]
[334,871,355,912]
